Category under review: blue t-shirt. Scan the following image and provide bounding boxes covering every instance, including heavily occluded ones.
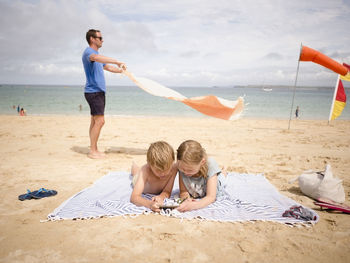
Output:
[82,47,106,93]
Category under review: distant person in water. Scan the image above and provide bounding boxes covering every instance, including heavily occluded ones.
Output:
[79,104,82,111]
[295,106,299,119]
[82,29,127,159]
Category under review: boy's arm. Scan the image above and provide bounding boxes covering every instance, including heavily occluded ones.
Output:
[130,168,159,212]
[157,166,177,201]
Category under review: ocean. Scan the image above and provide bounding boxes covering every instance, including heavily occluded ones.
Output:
[0,84,349,120]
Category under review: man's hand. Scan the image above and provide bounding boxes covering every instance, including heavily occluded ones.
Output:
[118,62,127,70]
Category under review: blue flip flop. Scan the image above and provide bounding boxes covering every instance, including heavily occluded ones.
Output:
[18,189,34,201]
[18,188,57,201]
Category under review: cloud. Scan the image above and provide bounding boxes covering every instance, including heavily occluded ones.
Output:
[329,51,350,62]
[179,51,201,58]
[0,0,349,86]
[263,53,284,61]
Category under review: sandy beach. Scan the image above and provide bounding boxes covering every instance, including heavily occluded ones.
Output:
[0,115,349,263]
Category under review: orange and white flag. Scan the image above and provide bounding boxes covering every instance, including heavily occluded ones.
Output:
[123,71,244,120]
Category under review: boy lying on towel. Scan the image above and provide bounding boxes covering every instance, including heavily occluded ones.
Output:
[130,141,177,212]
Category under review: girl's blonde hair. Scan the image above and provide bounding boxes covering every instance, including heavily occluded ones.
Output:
[147,141,175,171]
[176,140,208,178]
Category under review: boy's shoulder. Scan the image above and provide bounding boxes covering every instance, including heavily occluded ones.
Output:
[141,164,161,180]
[140,163,152,175]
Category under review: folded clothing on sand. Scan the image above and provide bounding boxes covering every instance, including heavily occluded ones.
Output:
[47,172,318,225]
[283,206,317,220]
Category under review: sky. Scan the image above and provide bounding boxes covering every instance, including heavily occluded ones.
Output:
[0,0,349,87]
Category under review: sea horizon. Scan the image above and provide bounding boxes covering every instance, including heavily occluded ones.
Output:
[2,83,349,89]
[1,84,349,120]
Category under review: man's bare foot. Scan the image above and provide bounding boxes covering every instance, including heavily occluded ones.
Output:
[88,151,106,159]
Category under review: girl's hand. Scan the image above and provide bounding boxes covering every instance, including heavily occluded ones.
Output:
[176,198,196,212]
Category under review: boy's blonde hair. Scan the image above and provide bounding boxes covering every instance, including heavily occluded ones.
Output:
[176,140,208,178]
[147,141,175,171]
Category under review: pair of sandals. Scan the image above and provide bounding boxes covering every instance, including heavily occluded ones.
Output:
[18,188,57,201]
[314,197,350,214]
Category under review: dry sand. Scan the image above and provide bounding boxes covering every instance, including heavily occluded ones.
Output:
[0,115,349,263]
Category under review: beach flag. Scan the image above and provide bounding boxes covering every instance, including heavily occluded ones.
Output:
[289,45,349,129]
[329,76,347,121]
[340,63,350,81]
[329,63,350,121]
[123,71,244,120]
[299,46,348,76]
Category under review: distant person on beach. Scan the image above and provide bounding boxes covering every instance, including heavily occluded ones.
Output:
[17,105,20,113]
[79,104,82,111]
[176,140,226,212]
[130,141,177,212]
[82,29,127,159]
[19,108,26,116]
[295,106,299,119]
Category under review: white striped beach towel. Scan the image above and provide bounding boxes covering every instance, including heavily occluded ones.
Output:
[47,172,319,225]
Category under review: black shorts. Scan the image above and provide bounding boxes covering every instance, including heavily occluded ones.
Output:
[84,92,105,116]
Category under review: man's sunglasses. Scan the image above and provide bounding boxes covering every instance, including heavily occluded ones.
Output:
[94,36,103,41]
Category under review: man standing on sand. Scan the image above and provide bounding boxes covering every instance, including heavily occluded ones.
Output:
[82,29,127,159]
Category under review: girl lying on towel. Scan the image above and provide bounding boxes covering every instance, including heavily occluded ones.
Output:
[176,140,226,212]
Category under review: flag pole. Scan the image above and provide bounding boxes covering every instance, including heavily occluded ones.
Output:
[328,74,340,124]
[288,43,302,130]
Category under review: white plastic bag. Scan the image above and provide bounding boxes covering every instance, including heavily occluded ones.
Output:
[297,164,345,203]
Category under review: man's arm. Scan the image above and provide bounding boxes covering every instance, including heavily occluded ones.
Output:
[90,54,126,70]
[104,64,123,73]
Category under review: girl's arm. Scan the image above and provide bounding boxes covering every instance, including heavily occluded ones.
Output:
[130,167,160,212]
[179,174,191,200]
[177,174,218,212]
